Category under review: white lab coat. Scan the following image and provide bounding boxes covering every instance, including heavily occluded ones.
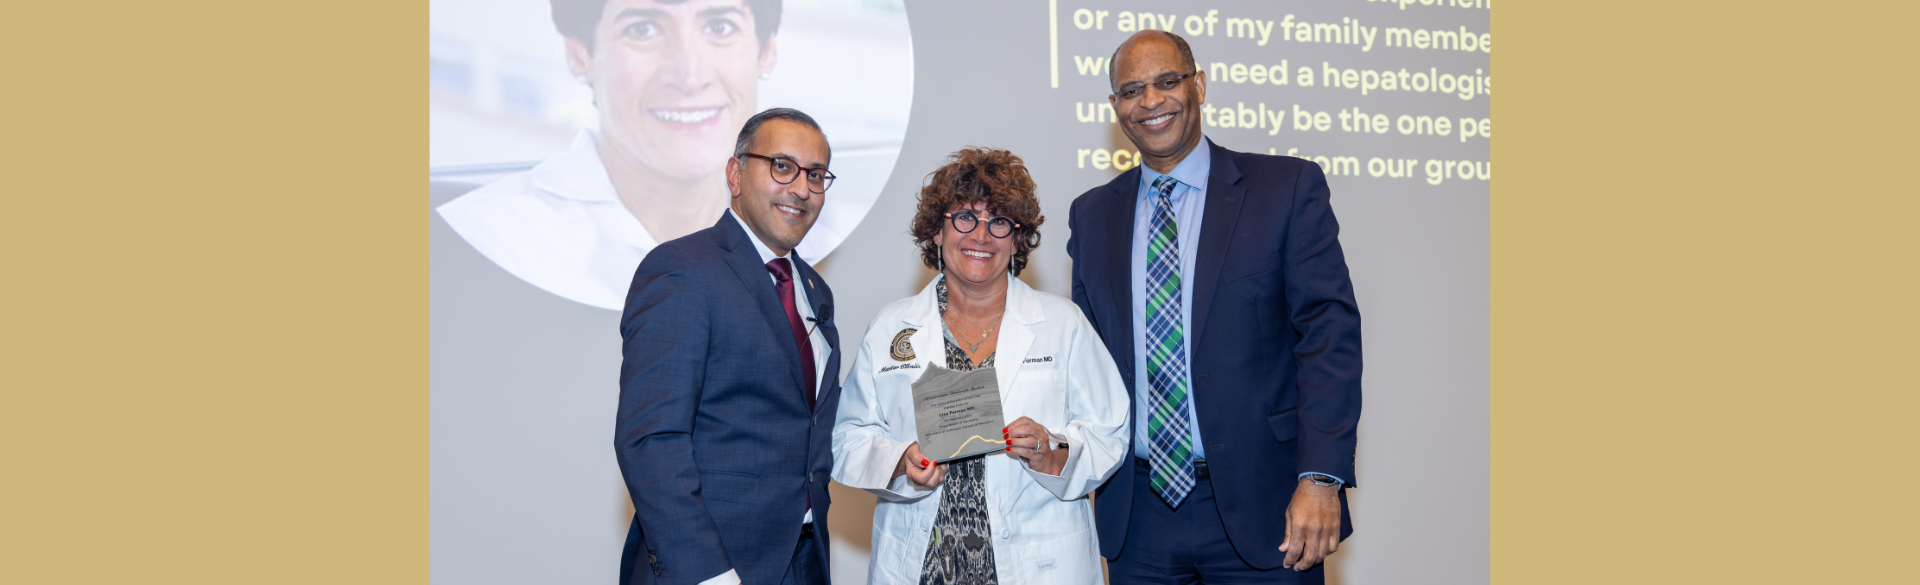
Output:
[435,131,662,310]
[833,274,1129,585]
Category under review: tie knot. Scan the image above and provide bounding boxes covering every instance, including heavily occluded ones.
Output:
[766,257,793,283]
[1151,176,1178,199]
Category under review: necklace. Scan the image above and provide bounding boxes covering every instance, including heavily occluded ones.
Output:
[945,310,1004,353]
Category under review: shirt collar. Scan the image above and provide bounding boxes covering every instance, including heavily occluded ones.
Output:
[527,130,661,250]
[729,208,791,266]
[529,130,619,203]
[1138,135,1212,198]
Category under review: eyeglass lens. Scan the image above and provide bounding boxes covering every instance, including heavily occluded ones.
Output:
[764,156,834,192]
[952,212,1015,238]
[1118,73,1190,99]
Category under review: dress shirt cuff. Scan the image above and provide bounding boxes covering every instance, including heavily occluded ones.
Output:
[1298,471,1346,487]
[697,568,741,585]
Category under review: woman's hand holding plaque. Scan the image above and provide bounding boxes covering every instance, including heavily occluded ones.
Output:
[1005,416,1068,476]
[893,442,948,489]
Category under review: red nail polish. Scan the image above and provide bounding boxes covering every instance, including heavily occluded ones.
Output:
[921,459,930,467]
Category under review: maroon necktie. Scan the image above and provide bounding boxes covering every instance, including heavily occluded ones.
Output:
[766,258,817,411]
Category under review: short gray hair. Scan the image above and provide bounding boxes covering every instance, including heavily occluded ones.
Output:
[733,107,828,159]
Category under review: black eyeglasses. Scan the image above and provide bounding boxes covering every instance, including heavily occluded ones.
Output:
[738,153,835,193]
[946,211,1021,238]
[1113,71,1198,101]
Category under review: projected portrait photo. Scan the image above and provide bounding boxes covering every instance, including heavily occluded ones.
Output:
[431,0,911,310]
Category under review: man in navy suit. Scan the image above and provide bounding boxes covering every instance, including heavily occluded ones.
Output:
[1067,31,1364,584]
[617,108,841,585]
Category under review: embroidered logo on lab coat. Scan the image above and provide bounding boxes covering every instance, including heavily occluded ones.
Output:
[889,328,918,362]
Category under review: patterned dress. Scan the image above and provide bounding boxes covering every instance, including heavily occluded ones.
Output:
[919,279,999,585]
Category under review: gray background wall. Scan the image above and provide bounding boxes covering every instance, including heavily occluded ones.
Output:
[431,1,1487,583]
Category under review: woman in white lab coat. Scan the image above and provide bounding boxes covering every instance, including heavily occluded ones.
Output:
[833,148,1129,585]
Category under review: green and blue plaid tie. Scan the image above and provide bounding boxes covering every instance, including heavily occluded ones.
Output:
[1145,175,1195,507]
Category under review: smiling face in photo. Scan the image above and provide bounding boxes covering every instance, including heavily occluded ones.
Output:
[570,0,776,184]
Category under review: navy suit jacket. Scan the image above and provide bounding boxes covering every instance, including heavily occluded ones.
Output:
[616,212,842,585]
[1067,141,1362,569]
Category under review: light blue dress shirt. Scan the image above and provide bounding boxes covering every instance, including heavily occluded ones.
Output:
[1131,137,1212,461]
[1126,138,1344,486]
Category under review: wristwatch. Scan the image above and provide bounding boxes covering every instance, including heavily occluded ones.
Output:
[1304,473,1340,487]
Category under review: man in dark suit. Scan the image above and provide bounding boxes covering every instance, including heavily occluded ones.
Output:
[1067,31,1364,584]
[617,108,841,585]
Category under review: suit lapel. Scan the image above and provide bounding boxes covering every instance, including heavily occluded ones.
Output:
[795,258,839,410]
[1103,172,1139,379]
[1189,144,1246,351]
[717,213,809,401]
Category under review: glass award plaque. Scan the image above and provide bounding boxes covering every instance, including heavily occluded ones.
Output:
[911,365,1008,463]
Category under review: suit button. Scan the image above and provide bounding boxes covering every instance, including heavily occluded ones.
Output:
[808,472,815,483]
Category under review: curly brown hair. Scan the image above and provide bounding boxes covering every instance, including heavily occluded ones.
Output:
[911,147,1045,276]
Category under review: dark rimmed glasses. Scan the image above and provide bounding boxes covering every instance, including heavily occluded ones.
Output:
[738,153,835,193]
[946,211,1021,238]
[1113,70,1198,101]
